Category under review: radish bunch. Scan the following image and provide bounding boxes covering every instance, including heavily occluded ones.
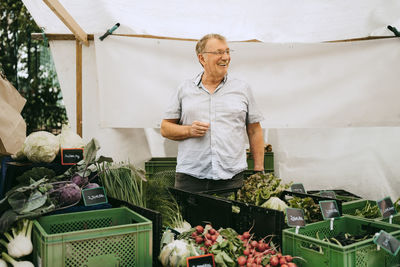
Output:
[190,225,221,253]
[237,232,297,267]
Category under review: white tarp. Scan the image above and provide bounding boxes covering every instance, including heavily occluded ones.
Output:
[22,1,400,200]
[23,0,400,42]
[95,36,400,128]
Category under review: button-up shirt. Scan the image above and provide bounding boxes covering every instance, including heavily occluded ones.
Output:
[164,72,264,179]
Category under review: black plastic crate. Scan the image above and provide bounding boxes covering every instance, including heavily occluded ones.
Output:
[169,187,285,246]
[306,189,362,202]
[108,197,162,267]
[168,187,234,229]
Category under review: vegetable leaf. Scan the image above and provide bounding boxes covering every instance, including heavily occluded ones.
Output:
[19,190,47,214]
[83,138,101,165]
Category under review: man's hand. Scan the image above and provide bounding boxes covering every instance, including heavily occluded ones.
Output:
[189,121,210,137]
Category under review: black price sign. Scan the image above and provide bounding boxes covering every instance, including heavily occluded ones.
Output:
[61,148,84,165]
[373,230,400,256]
[286,208,306,227]
[187,254,215,267]
[320,190,336,199]
[82,187,108,206]
[377,197,397,218]
[291,183,306,194]
[319,200,341,220]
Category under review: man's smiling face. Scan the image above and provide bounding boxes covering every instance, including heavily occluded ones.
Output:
[200,38,231,79]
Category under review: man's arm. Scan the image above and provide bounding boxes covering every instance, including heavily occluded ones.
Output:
[246,122,265,171]
[161,119,210,141]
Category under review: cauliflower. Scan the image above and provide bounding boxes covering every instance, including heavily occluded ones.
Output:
[23,131,59,163]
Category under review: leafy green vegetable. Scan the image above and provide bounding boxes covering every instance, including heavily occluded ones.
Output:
[15,167,55,185]
[287,196,323,223]
[237,173,292,206]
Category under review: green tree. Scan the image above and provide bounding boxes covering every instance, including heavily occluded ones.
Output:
[0,0,68,134]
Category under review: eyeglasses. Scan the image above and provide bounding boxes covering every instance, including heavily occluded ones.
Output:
[202,49,233,56]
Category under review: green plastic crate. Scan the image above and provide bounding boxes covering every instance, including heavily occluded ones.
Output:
[246,152,274,172]
[342,199,381,219]
[145,152,274,179]
[32,207,152,267]
[380,213,400,224]
[283,216,400,267]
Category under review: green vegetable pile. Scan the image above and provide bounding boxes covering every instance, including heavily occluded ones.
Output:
[99,163,184,229]
[287,197,323,223]
[353,202,381,219]
[237,173,292,206]
[308,231,374,252]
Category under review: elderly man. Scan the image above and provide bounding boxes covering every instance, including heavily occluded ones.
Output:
[161,33,264,192]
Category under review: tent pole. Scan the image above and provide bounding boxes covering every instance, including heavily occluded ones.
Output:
[76,40,83,137]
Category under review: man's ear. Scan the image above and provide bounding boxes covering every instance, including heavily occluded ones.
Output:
[198,53,206,66]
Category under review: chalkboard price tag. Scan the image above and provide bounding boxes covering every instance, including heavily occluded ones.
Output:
[187,254,215,267]
[291,183,306,194]
[319,200,341,220]
[61,148,84,165]
[320,190,336,199]
[377,197,397,218]
[286,208,306,228]
[82,187,108,206]
[373,230,400,256]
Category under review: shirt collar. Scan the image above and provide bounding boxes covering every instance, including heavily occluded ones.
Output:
[193,71,228,88]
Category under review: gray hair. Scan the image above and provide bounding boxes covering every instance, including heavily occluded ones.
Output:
[195,34,226,55]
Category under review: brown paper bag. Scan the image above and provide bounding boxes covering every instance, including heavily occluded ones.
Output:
[0,73,27,155]
[0,73,26,112]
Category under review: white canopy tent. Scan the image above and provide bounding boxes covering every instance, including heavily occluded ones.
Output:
[22,0,400,200]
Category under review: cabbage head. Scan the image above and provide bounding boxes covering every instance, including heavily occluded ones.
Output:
[23,131,59,163]
[261,196,288,212]
[59,124,84,148]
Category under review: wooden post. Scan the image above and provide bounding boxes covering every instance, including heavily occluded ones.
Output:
[76,40,82,137]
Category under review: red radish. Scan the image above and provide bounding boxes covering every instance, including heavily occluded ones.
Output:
[251,241,258,248]
[191,232,198,238]
[208,228,216,235]
[238,235,243,240]
[270,250,276,255]
[255,257,262,265]
[199,247,207,252]
[247,257,254,264]
[205,233,211,239]
[287,263,297,267]
[204,240,212,247]
[257,242,266,252]
[269,256,279,266]
[276,253,282,258]
[279,257,287,265]
[195,225,204,234]
[211,235,218,242]
[285,255,293,262]
[237,256,247,266]
[243,249,250,256]
[195,236,203,244]
[265,265,271,267]
[243,231,251,239]
[281,265,288,267]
